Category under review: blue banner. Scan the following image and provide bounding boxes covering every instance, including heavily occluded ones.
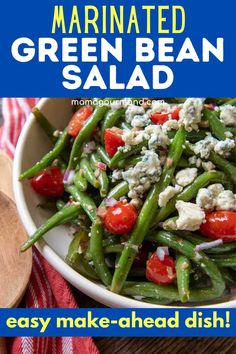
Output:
[0,308,234,337]
[0,0,235,97]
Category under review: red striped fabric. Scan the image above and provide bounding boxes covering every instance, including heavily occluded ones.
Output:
[0,98,99,354]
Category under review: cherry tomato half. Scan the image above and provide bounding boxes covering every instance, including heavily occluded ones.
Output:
[30,166,64,198]
[104,127,125,157]
[150,107,181,125]
[103,201,137,235]
[200,211,236,242]
[68,105,93,137]
[146,253,176,285]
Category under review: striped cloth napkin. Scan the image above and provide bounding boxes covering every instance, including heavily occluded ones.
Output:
[0,98,99,354]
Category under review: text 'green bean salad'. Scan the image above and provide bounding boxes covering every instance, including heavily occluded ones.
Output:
[19,98,236,305]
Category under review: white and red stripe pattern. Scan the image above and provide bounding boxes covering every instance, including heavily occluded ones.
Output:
[0,98,99,354]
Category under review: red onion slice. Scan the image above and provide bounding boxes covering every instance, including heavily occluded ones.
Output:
[83,141,96,153]
[97,162,107,171]
[156,246,169,261]
[63,169,75,185]
[195,239,223,252]
[104,197,117,207]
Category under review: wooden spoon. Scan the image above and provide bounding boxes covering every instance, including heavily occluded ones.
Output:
[0,151,14,200]
[0,152,32,353]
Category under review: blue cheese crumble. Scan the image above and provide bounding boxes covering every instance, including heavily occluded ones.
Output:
[178,98,204,132]
[215,191,236,211]
[196,188,215,211]
[220,105,236,127]
[158,185,182,207]
[191,135,235,158]
[150,100,171,114]
[175,201,205,231]
[131,114,151,128]
[196,184,236,211]
[144,125,170,150]
[122,129,144,146]
[122,150,162,199]
[125,104,151,128]
[214,139,235,157]
[122,125,170,151]
[175,168,198,187]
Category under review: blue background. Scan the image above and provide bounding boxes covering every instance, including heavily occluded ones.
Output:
[0,308,234,337]
[0,0,235,97]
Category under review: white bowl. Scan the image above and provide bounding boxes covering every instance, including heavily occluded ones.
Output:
[13,98,235,308]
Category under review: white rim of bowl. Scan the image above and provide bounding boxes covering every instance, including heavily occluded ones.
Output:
[13,98,233,308]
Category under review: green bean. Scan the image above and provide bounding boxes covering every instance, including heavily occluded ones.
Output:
[96,145,111,166]
[68,106,109,170]
[90,219,112,286]
[32,107,57,143]
[101,108,125,142]
[205,98,232,105]
[104,244,124,254]
[110,127,186,293]
[106,180,129,200]
[210,254,236,268]
[80,158,99,188]
[20,204,80,252]
[204,109,230,139]
[56,199,65,210]
[178,232,236,254]
[90,153,109,197]
[168,130,207,143]
[68,229,89,252]
[67,252,98,280]
[66,231,98,280]
[183,143,195,157]
[19,128,69,180]
[72,181,129,278]
[152,171,231,227]
[110,140,147,168]
[204,109,236,159]
[122,281,180,301]
[74,169,88,192]
[85,243,124,262]
[88,180,129,283]
[223,98,236,106]
[228,127,236,135]
[102,234,119,247]
[220,268,236,285]
[176,256,191,303]
[117,155,142,169]
[177,157,189,168]
[162,216,178,230]
[148,231,225,302]
[209,152,236,184]
[65,185,97,223]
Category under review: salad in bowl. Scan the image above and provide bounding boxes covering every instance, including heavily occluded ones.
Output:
[17,97,236,306]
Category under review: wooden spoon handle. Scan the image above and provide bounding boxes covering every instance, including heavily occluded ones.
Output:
[0,151,13,201]
[0,337,8,354]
